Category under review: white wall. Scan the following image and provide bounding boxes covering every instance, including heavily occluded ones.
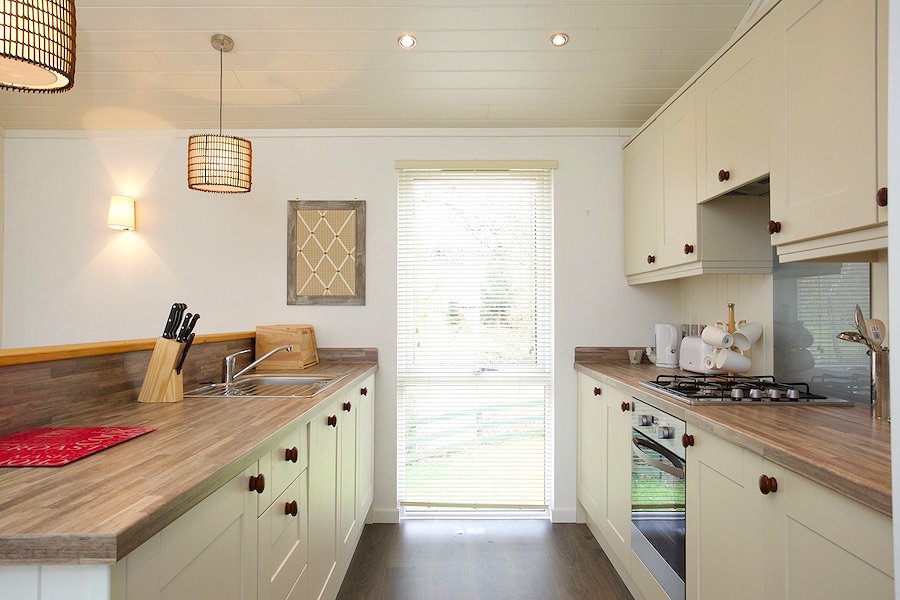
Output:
[2,128,677,521]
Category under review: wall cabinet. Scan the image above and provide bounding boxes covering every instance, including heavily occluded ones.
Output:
[686,426,894,600]
[623,121,661,277]
[695,19,769,202]
[768,0,883,249]
[658,87,698,269]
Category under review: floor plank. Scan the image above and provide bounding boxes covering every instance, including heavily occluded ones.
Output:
[337,520,634,600]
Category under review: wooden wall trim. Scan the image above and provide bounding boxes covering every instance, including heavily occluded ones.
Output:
[0,332,255,367]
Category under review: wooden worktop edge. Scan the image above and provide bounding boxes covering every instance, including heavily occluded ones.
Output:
[0,332,255,367]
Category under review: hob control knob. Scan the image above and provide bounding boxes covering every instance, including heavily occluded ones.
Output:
[767,388,782,400]
[657,426,673,440]
[749,389,763,400]
[786,389,800,400]
[637,415,653,426]
[731,388,744,400]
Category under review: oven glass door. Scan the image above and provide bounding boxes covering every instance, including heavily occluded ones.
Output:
[631,429,686,600]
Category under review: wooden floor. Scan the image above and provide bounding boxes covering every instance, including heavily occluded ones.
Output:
[336,520,634,600]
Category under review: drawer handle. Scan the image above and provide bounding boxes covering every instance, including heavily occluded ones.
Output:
[327,415,337,427]
[620,401,631,412]
[767,220,782,235]
[285,500,299,517]
[647,254,656,264]
[343,401,352,412]
[360,387,368,396]
[593,386,602,396]
[285,447,299,463]
[718,169,730,182]
[681,433,694,448]
[249,474,265,494]
[759,474,778,495]
[876,187,888,207]
[683,243,694,255]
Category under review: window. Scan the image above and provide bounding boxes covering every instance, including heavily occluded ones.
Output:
[396,163,554,511]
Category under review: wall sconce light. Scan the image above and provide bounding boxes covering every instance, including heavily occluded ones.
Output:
[107,195,136,231]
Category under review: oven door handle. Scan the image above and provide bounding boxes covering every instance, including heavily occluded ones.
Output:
[632,436,685,480]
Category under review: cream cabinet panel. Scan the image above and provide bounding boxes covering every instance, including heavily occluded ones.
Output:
[338,389,359,564]
[696,20,769,201]
[259,471,308,600]
[308,403,340,600]
[685,427,764,600]
[769,0,879,244]
[623,123,661,276]
[355,376,375,522]
[659,87,698,268]
[604,386,632,565]
[258,426,306,517]
[576,373,607,527]
[763,462,893,600]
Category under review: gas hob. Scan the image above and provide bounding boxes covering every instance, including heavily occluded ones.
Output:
[641,375,853,406]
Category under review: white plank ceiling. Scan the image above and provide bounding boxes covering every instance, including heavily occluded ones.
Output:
[0,0,751,130]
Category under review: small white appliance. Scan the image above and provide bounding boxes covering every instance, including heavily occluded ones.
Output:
[654,324,680,368]
[679,336,725,375]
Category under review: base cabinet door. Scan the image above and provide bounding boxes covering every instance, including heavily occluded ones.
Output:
[117,465,259,600]
[768,0,880,244]
[259,471,308,600]
[338,390,359,566]
[685,427,764,600]
[604,386,632,565]
[308,404,340,600]
[577,373,607,527]
[355,376,375,523]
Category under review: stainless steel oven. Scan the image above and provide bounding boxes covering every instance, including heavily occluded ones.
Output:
[631,399,686,600]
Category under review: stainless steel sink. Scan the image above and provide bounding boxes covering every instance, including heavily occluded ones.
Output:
[185,373,346,398]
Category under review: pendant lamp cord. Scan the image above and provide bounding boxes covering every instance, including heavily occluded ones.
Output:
[218,46,223,136]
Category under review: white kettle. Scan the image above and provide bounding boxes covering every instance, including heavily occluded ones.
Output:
[653,323,681,368]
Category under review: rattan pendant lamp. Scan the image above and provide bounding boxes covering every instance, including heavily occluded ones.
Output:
[0,0,77,93]
[187,34,252,193]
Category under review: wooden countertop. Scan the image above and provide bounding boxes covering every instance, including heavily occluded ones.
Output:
[576,361,892,517]
[0,361,377,565]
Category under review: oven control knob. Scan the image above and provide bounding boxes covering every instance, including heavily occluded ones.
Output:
[657,426,674,440]
[637,415,653,426]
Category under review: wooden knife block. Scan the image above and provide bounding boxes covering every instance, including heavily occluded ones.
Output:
[138,338,185,403]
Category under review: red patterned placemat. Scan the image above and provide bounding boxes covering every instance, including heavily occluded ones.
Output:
[0,426,156,467]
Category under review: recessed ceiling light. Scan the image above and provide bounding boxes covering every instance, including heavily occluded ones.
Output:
[398,34,417,49]
[550,32,569,47]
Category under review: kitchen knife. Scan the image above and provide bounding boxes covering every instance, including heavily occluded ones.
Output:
[175,332,195,375]
[181,313,200,341]
[169,303,187,339]
[176,313,192,341]
[162,303,180,339]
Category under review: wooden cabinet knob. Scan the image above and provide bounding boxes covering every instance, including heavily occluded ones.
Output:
[593,387,602,396]
[759,474,778,495]
[249,474,265,494]
[327,415,337,427]
[360,387,368,396]
[767,220,782,235]
[343,401,352,412]
[681,433,695,448]
[718,169,730,182]
[683,243,694,255]
[876,187,888,207]
[620,401,631,412]
[647,254,656,264]
[285,500,298,517]
[285,447,298,463]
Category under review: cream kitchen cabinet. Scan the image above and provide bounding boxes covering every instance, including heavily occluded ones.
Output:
[624,120,661,277]
[308,401,340,600]
[338,388,359,566]
[577,373,607,528]
[686,426,893,600]
[695,16,770,202]
[259,471,309,600]
[354,376,375,531]
[768,0,886,256]
[604,385,633,566]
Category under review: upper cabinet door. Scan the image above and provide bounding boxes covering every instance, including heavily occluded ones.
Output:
[659,87,698,268]
[768,0,879,244]
[696,21,769,202]
[623,123,661,276]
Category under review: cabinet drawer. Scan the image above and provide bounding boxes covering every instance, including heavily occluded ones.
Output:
[259,425,308,516]
[259,470,308,600]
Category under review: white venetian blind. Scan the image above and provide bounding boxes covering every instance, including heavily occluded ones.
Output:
[396,165,553,510]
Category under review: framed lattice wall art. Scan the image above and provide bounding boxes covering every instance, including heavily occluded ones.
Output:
[287,200,366,305]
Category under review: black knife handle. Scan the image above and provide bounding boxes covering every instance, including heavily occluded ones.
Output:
[175,333,195,375]
[162,303,179,339]
[183,313,200,339]
[176,313,192,341]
